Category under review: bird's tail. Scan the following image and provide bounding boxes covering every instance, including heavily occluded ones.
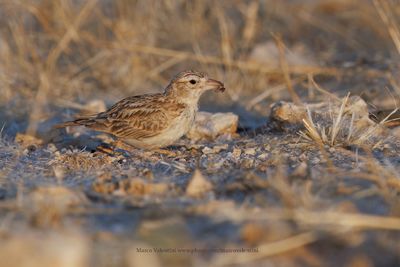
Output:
[53,116,98,129]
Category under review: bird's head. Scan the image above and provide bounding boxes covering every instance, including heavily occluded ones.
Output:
[165,70,225,102]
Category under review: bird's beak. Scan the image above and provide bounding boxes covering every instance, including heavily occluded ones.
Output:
[205,78,225,92]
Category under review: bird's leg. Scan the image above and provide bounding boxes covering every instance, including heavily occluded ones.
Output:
[97,140,179,159]
[96,142,117,155]
[112,141,167,160]
[114,139,179,158]
[95,140,135,157]
[112,140,137,153]
[150,148,178,157]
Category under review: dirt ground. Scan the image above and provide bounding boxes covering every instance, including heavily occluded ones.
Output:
[1,1,400,266]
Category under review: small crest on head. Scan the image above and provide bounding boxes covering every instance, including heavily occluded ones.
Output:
[172,70,207,82]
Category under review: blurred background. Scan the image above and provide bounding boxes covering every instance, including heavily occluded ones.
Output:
[1,0,400,138]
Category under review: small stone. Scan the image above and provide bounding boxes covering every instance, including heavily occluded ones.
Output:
[257,153,268,160]
[383,144,390,149]
[299,153,307,161]
[206,159,225,170]
[214,144,229,152]
[292,162,308,177]
[47,143,58,152]
[244,147,256,155]
[270,101,306,124]
[311,157,321,164]
[186,170,213,197]
[231,148,242,160]
[202,147,213,154]
[202,144,228,154]
[53,165,65,181]
[241,158,254,168]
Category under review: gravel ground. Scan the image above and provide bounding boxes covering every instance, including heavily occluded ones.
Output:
[2,0,400,266]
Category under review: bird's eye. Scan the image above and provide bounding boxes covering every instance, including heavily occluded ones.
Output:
[189,79,197,84]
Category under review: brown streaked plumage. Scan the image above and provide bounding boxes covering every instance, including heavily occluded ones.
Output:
[56,70,225,149]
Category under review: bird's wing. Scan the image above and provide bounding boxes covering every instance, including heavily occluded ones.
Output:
[91,94,185,140]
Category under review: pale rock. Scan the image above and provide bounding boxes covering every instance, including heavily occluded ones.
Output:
[202,144,229,154]
[187,112,238,140]
[270,101,306,124]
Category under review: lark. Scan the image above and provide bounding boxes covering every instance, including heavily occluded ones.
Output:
[56,70,225,150]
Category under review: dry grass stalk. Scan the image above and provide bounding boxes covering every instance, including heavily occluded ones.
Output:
[300,108,323,145]
[309,75,341,101]
[330,93,350,145]
[212,204,400,266]
[45,0,98,70]
[216,5,233,66]
[213,205,400,231]
[299,107,335,169]
[241,1,259,51]
[26,0,98,136]
[354,108,397,148]
[290,209,400,230]
[246,76,305,109]
[373,0,400,54]
[300,93,390,148]
[212,231,318,266]
[274,34,301,104]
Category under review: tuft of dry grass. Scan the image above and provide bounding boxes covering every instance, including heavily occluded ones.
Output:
[300,93,395,148]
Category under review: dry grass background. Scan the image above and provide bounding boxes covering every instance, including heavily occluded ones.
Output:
[1,0,400,267]
[1,0,399,135]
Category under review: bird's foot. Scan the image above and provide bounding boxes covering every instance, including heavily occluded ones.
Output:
[96,141,131,158]
[149,148,179,157]
[97,140,179,160]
